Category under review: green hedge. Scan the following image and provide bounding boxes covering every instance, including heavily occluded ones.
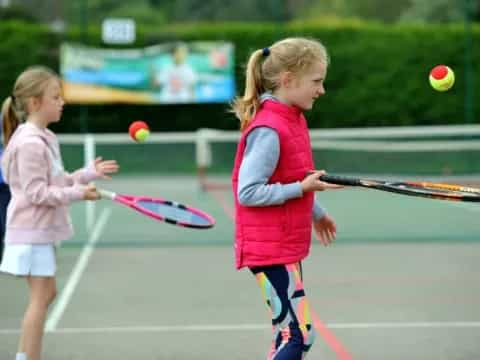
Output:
[0,20,478,132]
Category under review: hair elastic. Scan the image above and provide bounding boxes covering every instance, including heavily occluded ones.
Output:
[262,47,270,57]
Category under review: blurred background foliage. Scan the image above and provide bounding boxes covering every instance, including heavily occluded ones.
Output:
[2,0,479,28]
[0,0,478,132]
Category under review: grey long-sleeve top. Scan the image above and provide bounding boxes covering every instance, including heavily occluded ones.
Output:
[237,126,326,221]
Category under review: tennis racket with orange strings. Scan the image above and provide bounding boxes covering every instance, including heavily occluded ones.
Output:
[319,174,480,202]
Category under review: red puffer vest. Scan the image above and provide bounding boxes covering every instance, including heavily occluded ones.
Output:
[231,100,314,269]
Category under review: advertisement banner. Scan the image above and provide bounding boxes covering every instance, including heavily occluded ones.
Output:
[60,42,235,104]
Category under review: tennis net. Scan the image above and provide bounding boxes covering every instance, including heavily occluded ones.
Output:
[58,124,480,184]
[195,125,480,189]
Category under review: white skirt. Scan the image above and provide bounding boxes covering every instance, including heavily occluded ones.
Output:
[0,244,56,277]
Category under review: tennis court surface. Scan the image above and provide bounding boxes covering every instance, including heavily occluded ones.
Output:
[1,174,479,360]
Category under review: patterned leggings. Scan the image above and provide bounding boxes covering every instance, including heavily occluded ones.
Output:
[250,262,316,360]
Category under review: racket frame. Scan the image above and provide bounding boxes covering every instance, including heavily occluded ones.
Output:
[318,174,480,202]
[98,189,216,228]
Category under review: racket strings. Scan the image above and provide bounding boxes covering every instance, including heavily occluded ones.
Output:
[426,183,480,194]
[137,199,214,227]
[399,184,480,198]
[406,182,480,195]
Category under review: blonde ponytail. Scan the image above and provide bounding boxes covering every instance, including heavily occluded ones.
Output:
[1,96,20,146]
[231,49,265,131]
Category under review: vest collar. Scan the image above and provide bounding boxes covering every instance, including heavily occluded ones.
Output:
[261,99,302,119]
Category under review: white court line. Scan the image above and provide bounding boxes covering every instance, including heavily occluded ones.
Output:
[44,207,111,333]
[3,321,480,335]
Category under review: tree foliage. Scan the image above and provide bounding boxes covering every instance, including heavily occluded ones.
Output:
[400,0,470,23]
[8,0,480,26]
[299,0,412,23]
[1,19,478,132]
[162,0,311,22]
[0,3,38,22]
[298,0,479,23]
[64,0,166,27]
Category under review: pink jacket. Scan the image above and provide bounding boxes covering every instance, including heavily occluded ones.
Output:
[232,100,314,269]
[1,122,98,245]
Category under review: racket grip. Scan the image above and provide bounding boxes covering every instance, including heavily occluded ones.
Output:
[98,189,116,200]
[319,174,361,186]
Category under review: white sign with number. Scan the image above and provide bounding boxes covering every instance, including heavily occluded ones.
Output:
[102,18,136,44]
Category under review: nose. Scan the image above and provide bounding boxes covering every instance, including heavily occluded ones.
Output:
[318,84,325,96]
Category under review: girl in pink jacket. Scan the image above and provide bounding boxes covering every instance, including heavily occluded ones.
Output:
[0,66,118,360]
[231,38,342,359]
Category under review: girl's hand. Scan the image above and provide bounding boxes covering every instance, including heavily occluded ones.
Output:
[94,157,119,180]
[313,213,337,246]
[301,170,343,193]
[83,183,100,200]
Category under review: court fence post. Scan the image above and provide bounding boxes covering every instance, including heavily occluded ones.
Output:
[84,134,96,232]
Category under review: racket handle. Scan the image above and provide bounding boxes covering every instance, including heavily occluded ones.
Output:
[98,189,116,200]
[319,174,361,186]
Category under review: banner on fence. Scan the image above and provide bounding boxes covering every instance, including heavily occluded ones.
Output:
[60,42,235,104]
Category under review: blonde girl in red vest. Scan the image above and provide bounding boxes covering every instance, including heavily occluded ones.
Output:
[231,38,342,359]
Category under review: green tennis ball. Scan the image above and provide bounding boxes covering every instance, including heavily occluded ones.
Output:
[135,128,150,142]
[429,65,455,92]
[129,120,150,142]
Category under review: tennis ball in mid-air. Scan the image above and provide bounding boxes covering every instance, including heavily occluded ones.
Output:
[129,120,150,142]
[429,65,455,92]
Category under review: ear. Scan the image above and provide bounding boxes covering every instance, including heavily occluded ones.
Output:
[26,96,41,113]
[279,71,294,89]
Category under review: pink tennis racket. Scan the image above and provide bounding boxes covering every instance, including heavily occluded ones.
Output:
[98,189,216,229]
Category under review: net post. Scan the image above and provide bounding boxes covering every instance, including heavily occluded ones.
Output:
[84,134,96,232]
[196,128,213,191]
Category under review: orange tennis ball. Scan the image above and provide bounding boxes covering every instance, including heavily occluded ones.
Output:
[429,65,455,92]
[129,121,150,142]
